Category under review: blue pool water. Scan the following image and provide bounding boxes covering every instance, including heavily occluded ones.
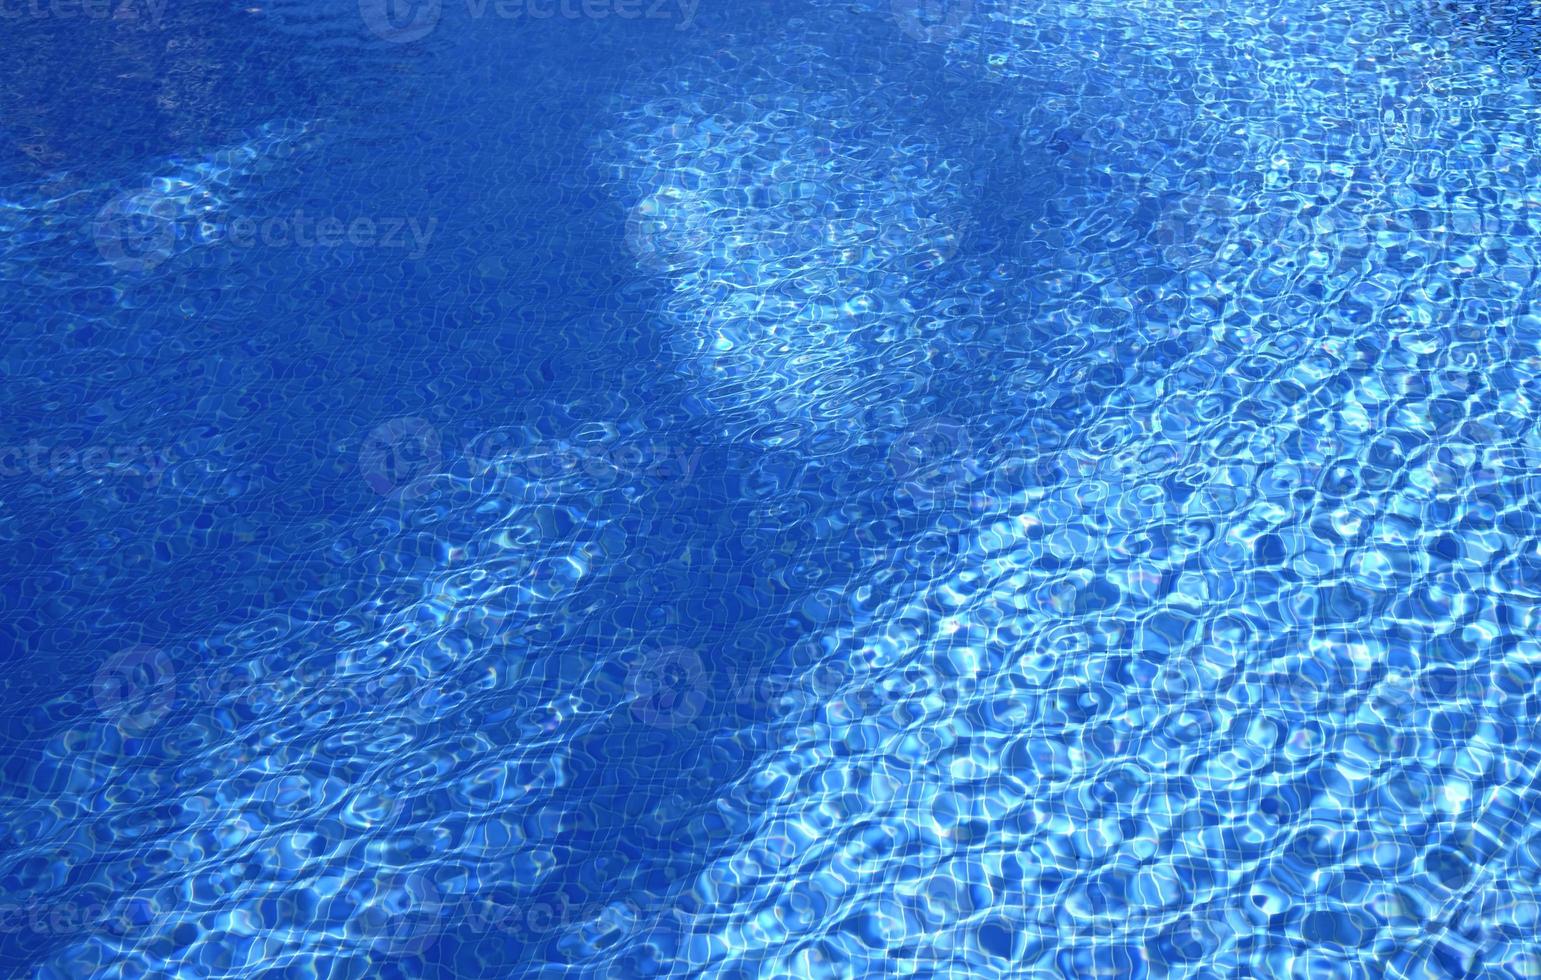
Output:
[5,0,1541,975]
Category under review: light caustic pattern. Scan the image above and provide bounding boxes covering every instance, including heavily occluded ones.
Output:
[0,119,319,282]
[5,0,1541,974]
[587,0,1541,977]
[3,442,678,978]
[598,48,974,446]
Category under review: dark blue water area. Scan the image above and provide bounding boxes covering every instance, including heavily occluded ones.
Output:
[6,0,1541,977]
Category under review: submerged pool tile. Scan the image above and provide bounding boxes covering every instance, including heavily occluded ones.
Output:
[5,0,1541,976]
